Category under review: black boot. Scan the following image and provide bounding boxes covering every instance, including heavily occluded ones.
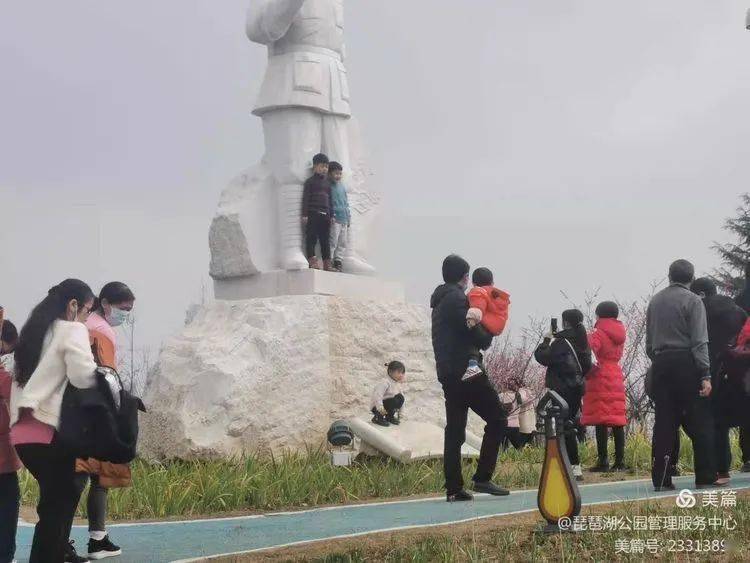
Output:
[386,410,400,425]
[65,540,90,563]
[371,409,390,427]
[589,458,610,472]
[610,459,628,472]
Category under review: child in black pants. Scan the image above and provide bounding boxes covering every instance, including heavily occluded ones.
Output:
[371,361,406,427]
[301,153,333,270]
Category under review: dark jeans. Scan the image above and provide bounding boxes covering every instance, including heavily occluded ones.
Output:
[558,388,582,466]
[382,394,405,416]
[651,351,716,488]
[442,375,507,494]
[305,212,331,261]
[0,471,20,563]
[73,473,108,534]
[16,442,83,563]
[595,425,625,463]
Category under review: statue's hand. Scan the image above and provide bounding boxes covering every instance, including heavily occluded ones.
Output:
[246,0,307,45]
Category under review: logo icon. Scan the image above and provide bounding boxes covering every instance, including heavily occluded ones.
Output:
[675,489,696,509]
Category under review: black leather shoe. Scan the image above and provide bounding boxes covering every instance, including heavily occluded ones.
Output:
[654,484,676,492]
[472,480,510,496]
[447,490,474,502]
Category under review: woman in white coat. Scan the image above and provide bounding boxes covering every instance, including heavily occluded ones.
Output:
[11,279,98,563]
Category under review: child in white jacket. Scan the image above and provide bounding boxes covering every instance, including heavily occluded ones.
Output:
[370,361,406,427]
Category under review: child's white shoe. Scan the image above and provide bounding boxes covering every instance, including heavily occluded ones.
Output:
[461,362,483,382]
[572,464,583,481]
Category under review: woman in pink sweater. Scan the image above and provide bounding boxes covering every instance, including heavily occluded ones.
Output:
[11,279,98,563]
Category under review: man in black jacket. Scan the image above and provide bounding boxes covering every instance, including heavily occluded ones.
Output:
[431,254,509,501]
[691,278,748,478]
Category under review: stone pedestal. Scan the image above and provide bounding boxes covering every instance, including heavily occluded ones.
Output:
[214,270,405,302]
[140,291,472,460]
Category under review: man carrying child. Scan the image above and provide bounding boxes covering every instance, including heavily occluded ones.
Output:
[431,255,510,502]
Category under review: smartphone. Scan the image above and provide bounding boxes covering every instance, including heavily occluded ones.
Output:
[551,318,558,334]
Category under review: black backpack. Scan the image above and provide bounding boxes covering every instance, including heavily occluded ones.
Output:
[58,367,146,463]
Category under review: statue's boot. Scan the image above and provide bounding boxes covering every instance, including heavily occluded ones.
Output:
[341,226,376,275]
[278,183,309,270]
[343,253,376,276]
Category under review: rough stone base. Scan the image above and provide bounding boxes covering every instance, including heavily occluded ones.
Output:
[139,295,484,460]
[214,269,405,301]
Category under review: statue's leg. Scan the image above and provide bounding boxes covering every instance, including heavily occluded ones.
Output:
[322,115,376,276]
[262,108,323,271]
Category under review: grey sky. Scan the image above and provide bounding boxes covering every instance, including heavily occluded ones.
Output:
[1,1,748,351]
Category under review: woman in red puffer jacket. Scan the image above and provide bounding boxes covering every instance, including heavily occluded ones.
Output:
[581,301,628,472]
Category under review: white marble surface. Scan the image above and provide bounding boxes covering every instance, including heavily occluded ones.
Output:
[213,269,405,301]
[139,295,485,459]
[209,0,379,280]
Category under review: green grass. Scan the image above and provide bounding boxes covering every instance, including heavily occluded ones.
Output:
[312,496,750,562]
[18,430,738,521]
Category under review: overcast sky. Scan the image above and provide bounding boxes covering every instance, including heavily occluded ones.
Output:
[1,1,748,352]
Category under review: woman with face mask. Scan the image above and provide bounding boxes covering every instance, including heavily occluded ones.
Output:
[73,282,135,561]
[10,279,98,563]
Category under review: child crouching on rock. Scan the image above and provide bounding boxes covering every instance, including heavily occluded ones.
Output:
[370,361,406,427]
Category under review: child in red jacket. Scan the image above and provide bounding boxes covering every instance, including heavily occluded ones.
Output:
[463,268,511,380]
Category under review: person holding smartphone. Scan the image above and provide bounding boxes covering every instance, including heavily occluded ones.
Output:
[534,309,592,481]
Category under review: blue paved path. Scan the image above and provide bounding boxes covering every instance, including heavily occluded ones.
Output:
[15,472,750,562]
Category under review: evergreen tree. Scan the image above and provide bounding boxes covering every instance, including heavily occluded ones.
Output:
[713,193,750,296]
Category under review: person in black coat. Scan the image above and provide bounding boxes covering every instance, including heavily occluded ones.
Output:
[431,254,509,502]
[691,278,748,478]
[733,263,750,471]
[534,309,592,481]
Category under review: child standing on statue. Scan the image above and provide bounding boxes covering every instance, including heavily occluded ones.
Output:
[328,161,351,272]
[370,361,406,427]
[463,267,511,381]
[301,153,333,271]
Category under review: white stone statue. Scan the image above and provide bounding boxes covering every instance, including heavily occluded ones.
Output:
[209,0,377,280]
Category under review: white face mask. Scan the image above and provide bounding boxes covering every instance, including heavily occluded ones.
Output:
[106,307,130,327]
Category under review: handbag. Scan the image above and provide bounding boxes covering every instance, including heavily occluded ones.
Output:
[58,367,145,463]
[562,338,585,388]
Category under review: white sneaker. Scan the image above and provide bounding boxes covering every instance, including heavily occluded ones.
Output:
[572,464,583,481]
[461,364,483,381]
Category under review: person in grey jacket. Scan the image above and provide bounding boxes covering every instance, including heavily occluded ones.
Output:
[646,259,723,490]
